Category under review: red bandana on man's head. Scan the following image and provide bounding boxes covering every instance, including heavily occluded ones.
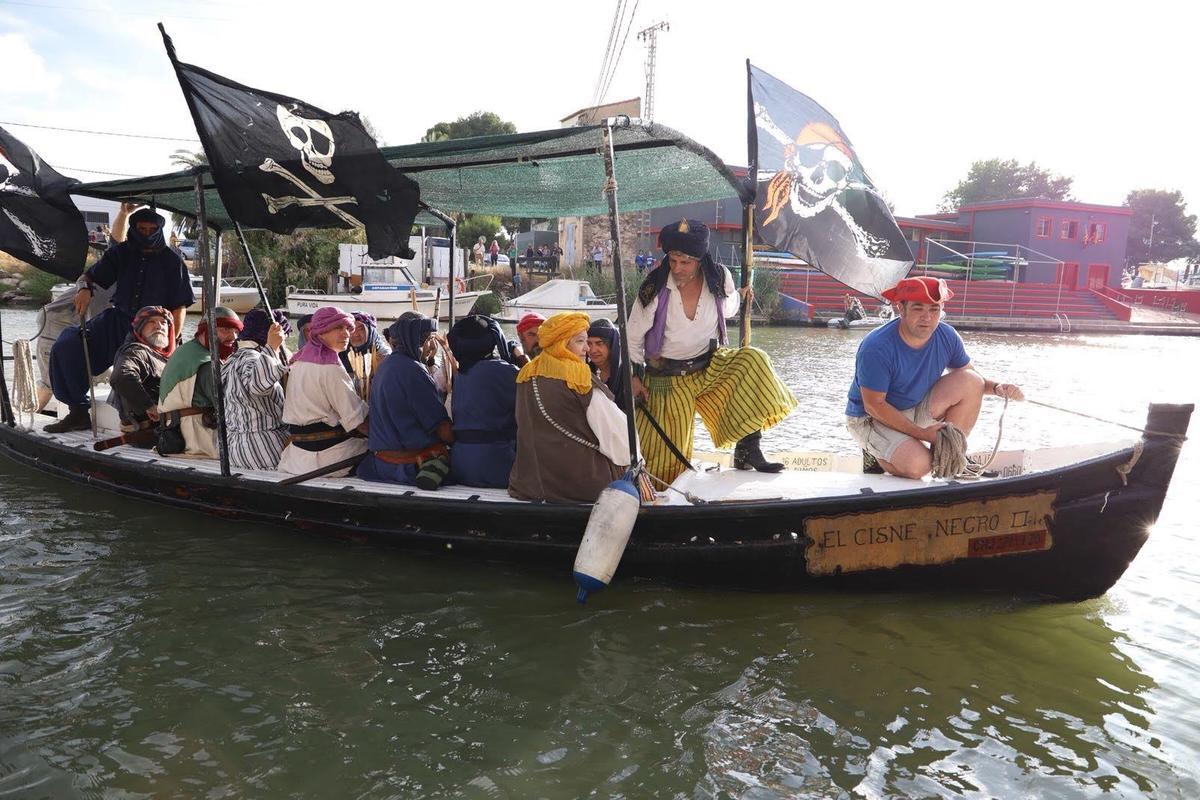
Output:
[881,276,954,304]
[131,305,175,357]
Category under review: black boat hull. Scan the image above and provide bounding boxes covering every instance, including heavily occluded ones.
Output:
[0,404,1190,600]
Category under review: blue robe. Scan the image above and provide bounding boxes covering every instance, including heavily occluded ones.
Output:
[50,242,193,409]
[448,358,518,488]
[357,352,450,485]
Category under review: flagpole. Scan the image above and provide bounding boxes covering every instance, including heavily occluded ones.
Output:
[740,204,753,347]
[420,204,458,326]
[600,123,640,469]
[194,171,231,477]
[0,308,14,427]
[233,221,273,316]
[742,58,757,348]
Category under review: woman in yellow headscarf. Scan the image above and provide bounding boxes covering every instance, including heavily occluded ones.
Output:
[508,312,632,503]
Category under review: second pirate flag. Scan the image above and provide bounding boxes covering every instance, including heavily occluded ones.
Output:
[748,63,911,300]
[160,25,420,260]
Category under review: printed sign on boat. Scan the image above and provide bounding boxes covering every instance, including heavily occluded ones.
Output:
[803,491,1056,575]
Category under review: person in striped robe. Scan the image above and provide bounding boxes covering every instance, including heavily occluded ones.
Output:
[626,219,798,485]
[224,309,291,472]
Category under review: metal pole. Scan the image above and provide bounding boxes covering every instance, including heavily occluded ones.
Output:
[213,233,223,310]
[194,172,231,477]
[740,203,753,346]
[446,220,457,325]
[1009,249,1018,318]
[233,220,273,316]
[0,309,14,427]
[1055,259,1064,314]
[600,123,640,468]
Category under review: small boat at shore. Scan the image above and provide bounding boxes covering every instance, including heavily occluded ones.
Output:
[498,279,617,322]
[0,398,1189,600]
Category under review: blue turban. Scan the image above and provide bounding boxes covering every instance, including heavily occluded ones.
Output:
[386,315,437,360]
[448,314,511,373]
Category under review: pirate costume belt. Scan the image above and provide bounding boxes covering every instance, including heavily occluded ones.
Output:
[287,422,359,452]
[370,442,449,466]
[645,351,714,378]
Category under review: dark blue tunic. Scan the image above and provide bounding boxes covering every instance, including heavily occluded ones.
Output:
[50,242,194,409]
[357,352,450,485]
[448,358,518,488]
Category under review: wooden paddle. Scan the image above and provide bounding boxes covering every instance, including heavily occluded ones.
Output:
[278,453,366,486]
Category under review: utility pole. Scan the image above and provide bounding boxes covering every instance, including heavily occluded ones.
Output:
[638,21,669,122]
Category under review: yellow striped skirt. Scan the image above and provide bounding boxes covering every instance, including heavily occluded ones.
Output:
[638,346,798,484]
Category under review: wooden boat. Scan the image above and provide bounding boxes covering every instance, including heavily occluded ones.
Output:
[0,402,1188,600]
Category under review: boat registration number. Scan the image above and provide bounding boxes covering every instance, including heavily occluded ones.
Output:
[803,490,1056,576]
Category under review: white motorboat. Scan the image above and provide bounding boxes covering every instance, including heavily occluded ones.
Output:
[498,279,617,322]
[51,275,262,314]
[826,305,895,330]
[286,284,488,321]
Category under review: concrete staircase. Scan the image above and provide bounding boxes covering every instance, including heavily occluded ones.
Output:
[775,270,1120,322]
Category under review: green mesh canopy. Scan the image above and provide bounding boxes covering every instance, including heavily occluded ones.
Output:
[74,121,748,230]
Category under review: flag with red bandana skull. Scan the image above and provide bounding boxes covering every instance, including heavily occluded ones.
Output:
[748,63,911,300]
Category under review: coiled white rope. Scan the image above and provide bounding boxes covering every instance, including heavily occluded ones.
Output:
[11,338,38,427]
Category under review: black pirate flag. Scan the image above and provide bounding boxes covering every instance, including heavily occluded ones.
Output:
[160,25,420,260]
[748,63,911,299]
[0,126,87,280]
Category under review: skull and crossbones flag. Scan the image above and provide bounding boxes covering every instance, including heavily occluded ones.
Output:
[748,63,911,299]
[159,25,420,260]
[0,126,88,280]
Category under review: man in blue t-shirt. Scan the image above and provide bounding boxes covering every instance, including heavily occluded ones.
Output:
[845,276,1023,479]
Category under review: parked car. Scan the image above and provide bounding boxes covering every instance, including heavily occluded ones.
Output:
[178,240,197,260]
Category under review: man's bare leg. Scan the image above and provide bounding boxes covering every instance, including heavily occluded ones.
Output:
[877,370,985,479]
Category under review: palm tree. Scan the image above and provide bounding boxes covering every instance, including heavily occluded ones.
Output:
[168,150,208,237]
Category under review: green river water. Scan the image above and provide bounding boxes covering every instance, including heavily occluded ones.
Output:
[1,310,1197,798]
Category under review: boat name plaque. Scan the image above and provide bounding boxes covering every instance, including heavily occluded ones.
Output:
[803,491,1056,575]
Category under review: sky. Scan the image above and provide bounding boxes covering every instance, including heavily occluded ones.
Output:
[2,0,1198,218]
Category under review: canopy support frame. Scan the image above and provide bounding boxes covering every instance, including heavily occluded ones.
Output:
[194,171,231,477]
[600,123,641,471]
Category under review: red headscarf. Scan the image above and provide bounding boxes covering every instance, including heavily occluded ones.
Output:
[131,305,175,357]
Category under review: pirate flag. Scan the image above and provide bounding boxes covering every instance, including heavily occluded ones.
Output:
[748,62,911,300]
[160,25,420,260]
[0,126,88,281]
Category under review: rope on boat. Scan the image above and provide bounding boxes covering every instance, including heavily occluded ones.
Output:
[10,339,38,427]
[932,397,1009,480]
[642,470,706,505]
[1025,398,1187,441]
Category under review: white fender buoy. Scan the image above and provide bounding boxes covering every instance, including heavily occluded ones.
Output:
[573,477,640,603]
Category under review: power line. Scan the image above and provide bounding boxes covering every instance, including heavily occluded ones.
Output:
[60,166,140,177]
[597,0,640,108]
[0,120,199,144]
[590,0,627,111]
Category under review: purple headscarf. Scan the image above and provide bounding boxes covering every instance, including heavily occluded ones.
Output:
[293,306,354,365]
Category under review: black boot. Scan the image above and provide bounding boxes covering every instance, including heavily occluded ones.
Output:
[733,431,784,473]
[44,406,91,433]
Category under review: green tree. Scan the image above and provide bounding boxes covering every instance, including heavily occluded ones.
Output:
[1125,189,1198,265]
[456,215,503,255]
[421,111,516,143]
[940,158,1074,211]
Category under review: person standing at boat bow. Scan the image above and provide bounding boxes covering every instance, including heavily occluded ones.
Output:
[626,219,798,484]
[845,276,1024,479]
[46,207,193,432]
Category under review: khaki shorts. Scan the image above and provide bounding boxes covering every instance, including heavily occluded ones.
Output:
[846,394,937,463]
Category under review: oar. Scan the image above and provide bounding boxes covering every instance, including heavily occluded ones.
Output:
[94,427,157,451]
[278,453,366,486]
[79,311,98,437]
